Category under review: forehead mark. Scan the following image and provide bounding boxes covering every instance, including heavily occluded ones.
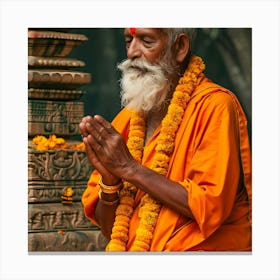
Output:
[129,28,136,35]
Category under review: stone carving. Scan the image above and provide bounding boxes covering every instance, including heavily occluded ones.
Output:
[28,230,108,251]
[28,30,88,57]
[28,100,84,136]
[27,29,101,251]
[28,149,92,181]
[28,202,96,231]
[28,88,84,100]
[28,185,87,203]
[28,69,91,89]
[28,56,86,68]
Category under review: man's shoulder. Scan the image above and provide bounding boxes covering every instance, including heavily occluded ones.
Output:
[192,77,236,104]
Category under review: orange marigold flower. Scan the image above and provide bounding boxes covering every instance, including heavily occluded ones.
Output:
[115,204,134,217]
[32,135,85,151]
[32,135,47,145]
[131,241,150,251]
[111,231,129,243]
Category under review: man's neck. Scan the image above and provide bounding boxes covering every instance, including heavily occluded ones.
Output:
[144,102,169,144]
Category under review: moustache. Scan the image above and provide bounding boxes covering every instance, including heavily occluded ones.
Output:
[117,59,162,75]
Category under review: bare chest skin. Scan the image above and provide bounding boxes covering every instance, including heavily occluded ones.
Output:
[144,105,168,145]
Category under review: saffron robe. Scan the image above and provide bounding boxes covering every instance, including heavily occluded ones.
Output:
[82,76,252,251]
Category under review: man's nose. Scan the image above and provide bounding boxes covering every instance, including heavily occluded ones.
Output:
[127,39,141,59]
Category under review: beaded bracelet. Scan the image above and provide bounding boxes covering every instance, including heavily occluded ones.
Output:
[98,176,122,194]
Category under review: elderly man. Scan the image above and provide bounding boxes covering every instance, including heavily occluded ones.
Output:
[79,28,252,252]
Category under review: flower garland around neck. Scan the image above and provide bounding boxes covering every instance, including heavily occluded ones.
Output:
[105,55,205,252]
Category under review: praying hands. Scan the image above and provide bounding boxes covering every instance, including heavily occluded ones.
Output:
[79,115,137,186]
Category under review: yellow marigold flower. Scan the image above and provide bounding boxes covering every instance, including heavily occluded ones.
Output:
[114,214,131,224]
[32,135,47,145]
[120,196,134,206]
[120,188,136,198]
[37,143,48,151]
[48,141,56,149]
[131,240,150,251]
[55,137,66,145]
[153,167,168,176]
[71,142,85,150]
[116,204,133,217]
[111,231,129,243]
[140,195,160,206]
[106,240,126,252]
[60,143,70,149]
[121,182,138,193]
[156,143,174,154]
[113,221,129,229]
[151,158,169,168]
[112,225,129,234]
[32,134,85,151]
[135,228,153,242]
[141,203,161,214]
[49,134,57,141]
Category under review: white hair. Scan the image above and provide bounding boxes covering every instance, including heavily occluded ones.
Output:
[118,58,173,112]
[163,28,197,48]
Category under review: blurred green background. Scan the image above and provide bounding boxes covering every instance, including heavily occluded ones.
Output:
[69,28,251,140]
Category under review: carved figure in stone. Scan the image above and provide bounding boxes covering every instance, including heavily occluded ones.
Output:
[60,231,87,250]
[51,151,79,180]
[29,211,44,230]
[53,211,67,229]
[29,234,46,251]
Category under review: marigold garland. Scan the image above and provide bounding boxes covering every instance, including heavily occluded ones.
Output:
[106,56,205,252]
[32,134,85,151]
[106,55,205,252]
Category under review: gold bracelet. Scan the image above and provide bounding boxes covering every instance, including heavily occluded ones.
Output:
[98,189,119,205]
[98,176,122,194]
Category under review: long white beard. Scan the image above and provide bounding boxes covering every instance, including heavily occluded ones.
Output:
[118,58,175,113]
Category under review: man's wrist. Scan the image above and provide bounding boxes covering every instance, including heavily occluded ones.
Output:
[98,176,122,194]
[98,189,119,205]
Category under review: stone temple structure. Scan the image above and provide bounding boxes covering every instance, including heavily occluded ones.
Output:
[28,29,107,251]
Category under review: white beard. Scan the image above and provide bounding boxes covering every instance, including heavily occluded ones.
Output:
[118,58,175,113]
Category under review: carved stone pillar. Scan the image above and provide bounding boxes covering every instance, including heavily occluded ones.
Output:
[28,29,108,251]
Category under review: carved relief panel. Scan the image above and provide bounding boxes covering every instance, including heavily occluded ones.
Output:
[28,29,103,251]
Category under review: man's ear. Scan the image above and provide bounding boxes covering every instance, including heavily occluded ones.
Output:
[174,34,190,63]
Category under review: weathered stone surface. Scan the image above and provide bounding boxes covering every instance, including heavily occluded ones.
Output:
[28,88,85,100]
[28,56,86,68]
[28,148,93,182]
[28,30,88,57]
[28,184,87,203]
[28,70,91,89]
[27,29,103,252]
[28,202,96,232]
[28,230,108,251]
[28,100,84,136]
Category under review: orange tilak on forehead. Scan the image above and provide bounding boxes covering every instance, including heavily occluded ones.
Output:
[129,28,136,35]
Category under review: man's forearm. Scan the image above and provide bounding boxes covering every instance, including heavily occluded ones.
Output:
[123,162,194,219]
[95,191,119,239]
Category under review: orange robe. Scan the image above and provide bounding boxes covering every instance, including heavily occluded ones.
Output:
[82,76,252,251]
